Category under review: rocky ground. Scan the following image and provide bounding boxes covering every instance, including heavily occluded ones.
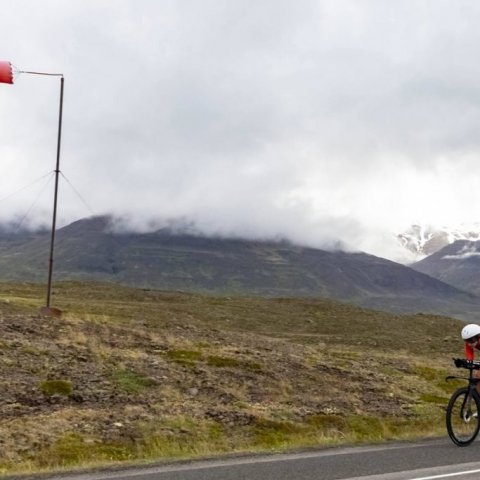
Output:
[0,282,465,474]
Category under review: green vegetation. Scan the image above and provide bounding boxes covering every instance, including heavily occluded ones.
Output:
[39,380,73,397]
[110,370,157,394]
[0,281,467,476]
[206,355,241,368]
[165,349,203,364]
[36,433,133,468]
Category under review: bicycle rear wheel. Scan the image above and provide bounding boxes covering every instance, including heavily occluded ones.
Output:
[446,387,480,446]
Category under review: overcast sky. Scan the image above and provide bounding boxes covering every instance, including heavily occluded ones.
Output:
[1,0,480,262]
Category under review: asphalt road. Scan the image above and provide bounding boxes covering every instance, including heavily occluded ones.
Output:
[44,439,480,480]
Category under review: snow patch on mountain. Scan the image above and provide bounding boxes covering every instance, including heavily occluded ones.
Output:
[398,223,480,259]
[442,243,480,260]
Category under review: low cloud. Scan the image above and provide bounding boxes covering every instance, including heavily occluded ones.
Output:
[443,244,480,260]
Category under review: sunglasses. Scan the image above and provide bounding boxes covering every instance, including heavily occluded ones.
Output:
[466,336,479,344]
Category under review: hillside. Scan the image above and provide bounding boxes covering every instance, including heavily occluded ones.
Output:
[412,240,480,296]
[0,216,479,320]
[0,281,467,475]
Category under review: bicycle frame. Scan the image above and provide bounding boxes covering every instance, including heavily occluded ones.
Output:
[446,367,480,389]
[447,367,480,387]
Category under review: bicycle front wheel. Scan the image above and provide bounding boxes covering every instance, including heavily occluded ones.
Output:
[446,387,480,446]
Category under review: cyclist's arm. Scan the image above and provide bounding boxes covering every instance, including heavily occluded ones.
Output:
[466,342,474,360]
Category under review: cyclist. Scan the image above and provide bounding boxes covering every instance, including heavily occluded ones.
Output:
[462,324,480,360]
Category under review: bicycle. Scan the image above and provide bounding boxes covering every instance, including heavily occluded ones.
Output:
[446,358,480,446]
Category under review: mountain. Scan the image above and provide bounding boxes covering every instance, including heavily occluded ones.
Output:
[398,223,480,259]
[411,239,480,296]
[1,215,480,319]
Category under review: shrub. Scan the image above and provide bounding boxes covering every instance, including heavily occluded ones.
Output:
[111,369,156,394]
[165,350,203,364]
[207,356,240,367]
[39,380,73,397]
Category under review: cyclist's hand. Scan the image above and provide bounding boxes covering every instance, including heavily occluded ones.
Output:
[454,358,466,368]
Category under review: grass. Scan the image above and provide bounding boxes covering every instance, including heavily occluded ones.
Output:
[0,280,468,476]
[36,433,134,468]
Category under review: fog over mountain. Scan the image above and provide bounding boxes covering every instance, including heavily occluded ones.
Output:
[3,1,480,263]
[0,215,479,321]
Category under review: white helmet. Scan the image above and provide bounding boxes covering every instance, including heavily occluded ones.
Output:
[461,324,480,340]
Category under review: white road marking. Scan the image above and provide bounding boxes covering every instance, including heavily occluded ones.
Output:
[345,461,480,480]
[412,468,480,479]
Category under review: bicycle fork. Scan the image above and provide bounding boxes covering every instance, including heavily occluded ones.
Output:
[461,390,477,422]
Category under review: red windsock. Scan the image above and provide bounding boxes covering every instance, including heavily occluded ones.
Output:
[0,61,13,84]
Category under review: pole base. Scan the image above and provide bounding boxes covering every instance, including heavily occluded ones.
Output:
[39,306,62,318]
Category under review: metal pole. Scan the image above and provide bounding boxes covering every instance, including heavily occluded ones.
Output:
[46,76,64,308]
